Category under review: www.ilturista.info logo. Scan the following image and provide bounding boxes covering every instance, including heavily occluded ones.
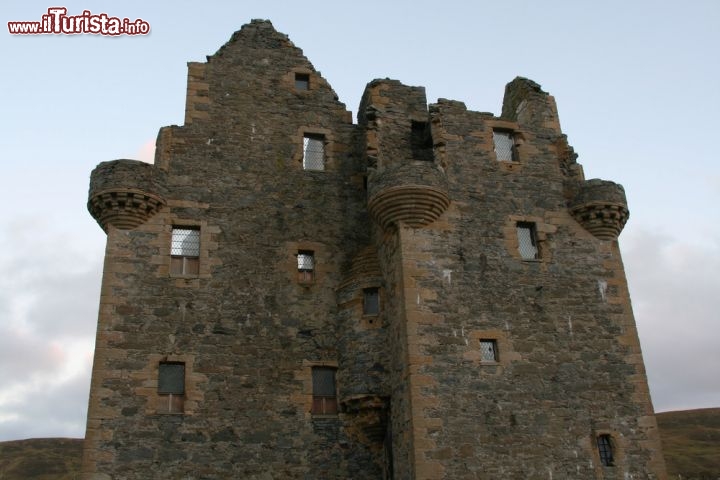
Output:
[8,7,150,35]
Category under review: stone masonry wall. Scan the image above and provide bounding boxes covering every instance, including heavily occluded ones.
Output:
[84,20,666,480]
[375,81,663,478]
[83,20,379,479]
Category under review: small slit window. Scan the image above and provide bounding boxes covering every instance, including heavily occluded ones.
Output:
[295,73,310,90]
[493,129,517,162]
[170,227,200,275]
[303,134,325,171]
[158,362,185,414]
[297,250,315,283]
[597,434,614,467]
[516,222,539,260]
[479,339,498,362]
[363,287,380,315]
[312,367,338,415]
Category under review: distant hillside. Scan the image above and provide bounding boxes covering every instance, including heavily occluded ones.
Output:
[0,438,82,480]
[0,409,717,479]
[656,408,720,480]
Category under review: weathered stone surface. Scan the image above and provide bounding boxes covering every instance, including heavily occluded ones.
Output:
[82,19,667,480]
[88,160,167,231]
[571,179,630,239]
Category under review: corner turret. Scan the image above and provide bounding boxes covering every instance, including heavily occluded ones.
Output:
[570,179,630,240]
[360,79,450,231]
[87,160,167,232]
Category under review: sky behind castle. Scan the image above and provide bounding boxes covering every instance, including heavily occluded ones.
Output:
[1,0,718,441]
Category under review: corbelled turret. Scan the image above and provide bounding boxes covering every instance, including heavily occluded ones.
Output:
[570,179,630,240]
[88,159,167,232]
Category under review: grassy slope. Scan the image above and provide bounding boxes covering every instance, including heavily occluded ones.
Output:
[0,409,717,479]
[0,438,82,480]
[656,408,720,479]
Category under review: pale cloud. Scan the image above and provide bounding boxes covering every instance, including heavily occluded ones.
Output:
[622,226,720,412]
[708,175,720,196]
[136,139,156,164]
[0,216,100,441]
[0,368,91,441]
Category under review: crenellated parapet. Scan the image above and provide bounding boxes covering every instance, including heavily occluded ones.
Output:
[88,160,167,232]
[570,179,630,240]
[367,162,450,230]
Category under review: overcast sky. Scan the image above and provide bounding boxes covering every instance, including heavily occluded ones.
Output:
[1,0,718,441]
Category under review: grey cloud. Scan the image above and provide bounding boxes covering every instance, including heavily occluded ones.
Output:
[622,226,720,412]
[0,217,100,440]
[0,323,64,385]
[0,369,90,441]
[25,267,102,339]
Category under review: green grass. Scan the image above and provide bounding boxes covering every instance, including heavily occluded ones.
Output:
[0,438,82,480]
[657,408,720,480]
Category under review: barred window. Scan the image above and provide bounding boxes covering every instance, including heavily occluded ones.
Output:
[479,339,498,362]
[298,250,315,283]
[363,287,380,315]
[597,434,614,467]
[312,367,337,415]
[303,134,325,171]
[493,130,517,162]
[171,227,200,275]
[158,362,185,414]
[295,73,309,90]
[517,222,539,260]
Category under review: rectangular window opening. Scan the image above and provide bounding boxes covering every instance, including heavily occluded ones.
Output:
[312,366,338,415]
[410,120,433,161]
[297,250,315,283]
[303,134,325,171]
[597,434,614,467]
[158,362,185,414]
[295,73,310,90]
[170,227,200,275]
[363,287,380,315]
[516,222,539,260]
[479,339,498,362]
[493,129,517,162]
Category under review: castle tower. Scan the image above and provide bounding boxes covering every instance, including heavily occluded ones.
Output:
[83,20,666,479]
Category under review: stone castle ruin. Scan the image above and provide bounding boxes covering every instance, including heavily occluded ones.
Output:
[82,19,667,479]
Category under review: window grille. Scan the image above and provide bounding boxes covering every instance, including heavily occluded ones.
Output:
[480,340,498,362]
[363,287,380,315]
[298,251,315,271]
[312,367,338,415]
[597,434,614,466]
[517,222,539,260]
[171,227,200,275]
[303,135,325,171]
[171,228,200,257]
[295,73,309,90]
[493,130,516,161]
[298,251,315,283]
